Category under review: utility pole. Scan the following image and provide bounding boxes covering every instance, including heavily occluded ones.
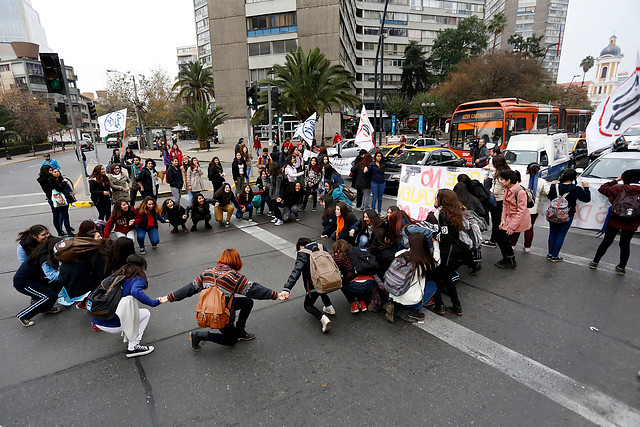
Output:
[245,80,252,144]
[131,75,146,152]
[60,59,89,195]
[267,85,273,147]
[89,116,100,165]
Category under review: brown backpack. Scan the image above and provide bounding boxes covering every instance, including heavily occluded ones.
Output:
[195,271,237,329]
[300,247,342,294]
[53,237,102,263]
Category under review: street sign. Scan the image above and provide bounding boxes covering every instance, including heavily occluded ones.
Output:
[391,114,397,135]
[418,114,424,136]
[136,127,141,135]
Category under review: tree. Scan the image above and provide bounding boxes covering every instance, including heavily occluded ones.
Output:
[263,47,360,121]
[401,41,431,100]
[383,91,411,121]
[0,89,57,154]
[487,12,508,53]
[181,102,227,150]
[508,34,545,59]
[557,85,592,110]
[172,61,215,106]
[429,16,489,79]
[580,55,595,87]
[139,67,181,128]
[410,92,447,127]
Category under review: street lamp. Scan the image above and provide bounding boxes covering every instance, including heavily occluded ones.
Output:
[107,69,146,150]
[569,74,580,86]
[0,126,9,160]
[421,102,434,138]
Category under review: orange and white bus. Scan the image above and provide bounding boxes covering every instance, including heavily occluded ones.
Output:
[447,98,592,165]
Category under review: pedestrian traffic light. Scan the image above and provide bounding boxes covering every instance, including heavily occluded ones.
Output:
[246,83,259,107]
[54,102,68,125]
[88,101,97,120]
[277,112,283,124]
[271,87,280,110]
[40,53,66,94]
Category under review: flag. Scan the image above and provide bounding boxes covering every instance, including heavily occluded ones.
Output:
[355,106,374,151]
[98,108,128,138]
[293,113,317,144]
[586,49,640,154]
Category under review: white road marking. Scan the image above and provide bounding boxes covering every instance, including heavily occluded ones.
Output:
[0,202,48,210]
[0,192,43,199]
[239,221,640,426]
[527,246,639,275]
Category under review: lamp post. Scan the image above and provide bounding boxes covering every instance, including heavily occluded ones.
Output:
[107,69,146,152]
[421,102,434,138]
[569,74,580,86]
[0,126,9,160]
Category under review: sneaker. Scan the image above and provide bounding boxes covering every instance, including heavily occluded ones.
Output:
[615,265,626,275]
[91,323,100,331]
[350,302,360,313]
[494,258,509,267]
[322,305,336,315]
[18,317,35,327]
[204,222,212,229]
[589,261,598,269]
[151,245,158,249]
[237,330,256,341]
[546,254,552,260]
[224,221,230,227]
[189,331,203,352]
[445,305,463,316]
[408,310,426,321]
[44,305,62,314]
[126,344,154,358]
[295,217,301,221]
[312,207,317,212]
[523,247,531,253]
[274,219,284,226]
[271,217,278,223]
[358,301,367,312]
[431,305,445,316]
[76,301,87,310]
[170,229,176,234]
[470,262,482,276]
[383,302,395,323]
[425,297,435,308]
[247,218,254,222]
[320,314,331,333]
[496,258,517,269]
[481,240,497,248]
[140,248,146,255]
[549,256,564,262]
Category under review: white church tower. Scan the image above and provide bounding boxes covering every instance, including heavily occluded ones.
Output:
[588,35,623,105]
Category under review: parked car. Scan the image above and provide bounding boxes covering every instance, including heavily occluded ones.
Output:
[384,147,466,189]
[127,136,139,149]
[369,144,417,160]
[504,133,571,181]
[578,151,640,189]
[79,140,94,152]
[412,137,443,148]
[623,126,640,150]
[106,137,121,148]
[567,138,589,170]
[327,139,363,157]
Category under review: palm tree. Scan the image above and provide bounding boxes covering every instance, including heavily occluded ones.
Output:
[181,102,227,149]
[487,12,508,53]
[173,61,215,106]
[263,47,360,121]
[401,41,430,100]
[580,55,595,87]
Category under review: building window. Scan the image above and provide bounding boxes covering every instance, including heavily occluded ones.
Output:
[410,0,422,10]
[195,5,207,18]
[250,68,271,82]
[600,66,608,79]
[247,11,296,30]
[0,64,10,72]
[271,39,297,54]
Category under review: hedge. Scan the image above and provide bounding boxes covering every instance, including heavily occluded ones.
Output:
[3,142,53,156]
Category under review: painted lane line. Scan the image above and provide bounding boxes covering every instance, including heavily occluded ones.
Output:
[0,202,48,210]
[235,222,298,260]
[527,246,640,275]
[415,311,640,427]
[0,192,43,199]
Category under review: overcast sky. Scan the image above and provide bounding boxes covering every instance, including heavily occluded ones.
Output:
[32,0,640,94]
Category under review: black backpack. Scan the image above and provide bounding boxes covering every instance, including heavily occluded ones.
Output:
[611,189,640,218]
[347,246,379,275]
[86,275,125,321]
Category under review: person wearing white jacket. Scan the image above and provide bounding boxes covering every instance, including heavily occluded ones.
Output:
[510,163,550,252]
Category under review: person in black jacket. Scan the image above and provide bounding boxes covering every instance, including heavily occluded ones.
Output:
[166,157,183,206]
[280,238,335,333]
[283,181,304,222]
[321,201,358,243]
[355,153,373,212]
[190,193,213,231]
[48,168,75,235]
[231,152,248,195]
[457,174,491,224]
[37,165,64,236]
[137,159,158,200]
[161,198,188,233]
[213,183,239,227]
[350,150,367,209]
[471,138,490,167]
[89,165,112,220]
[207,156,225,193]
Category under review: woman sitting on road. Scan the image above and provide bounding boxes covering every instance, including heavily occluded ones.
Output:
[135,196,167,254]
[190,193,213,231]
[161,198,189,234]
[332,239,374,314]
[236,184,255,222]
[16,225,51,264]
[104,200,141,241]
[321,201,358,242]
[350,209,382,248]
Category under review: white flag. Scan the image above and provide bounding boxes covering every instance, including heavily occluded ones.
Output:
[586,49,640,154]
[294,113,317,144]
[355,106,374,151]
[98,108,128,138]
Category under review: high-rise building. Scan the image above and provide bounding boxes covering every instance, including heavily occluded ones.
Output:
[177,45,198,71]
[484,0,569,82]
[199,0,484,143]
[0,0,51,52]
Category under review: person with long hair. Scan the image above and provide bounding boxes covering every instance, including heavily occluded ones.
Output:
[546,168,590,262]
[160,249,284,350]
[190,193,213,231]
[330,181,353,207]
[278,145,289,168]
[332,239,375,313]
[454,179,486,262]
[169,143,183,165]
[135,196,167,254]
[482,154,510,248]
[108,163,131,204]
[302,156,322,211]
[494,170,531,269]
[383,233,438,323]
[320,195,336,237]
[161,143,171,175]
[283,181,304,222]
[48,168,75,235]
[350,209,382,248]
[16,225,50,264]
[236,184,255,221]
[232,151,249,195]
[241,145,252,178]
[186,157,205,207]
[91,254,159,358]
[161,198,189,233]
[370,151,386,213]
[37,165,63,236]
[109,148,121,168]
[166,157,184,206]
[213,183,239,227]
[386,209,414,250]
[322,201,358,242]
[104,200,141,241]
[256,168,272,215]
[207,156,226,193]
[457,173,491,223]
[323,164,344,186]
[268,161,285,226]
[509,163,550,252]
[284,154,304,183]
[355,153,374,211]
[350,150,367,208]
[137,159,158,200]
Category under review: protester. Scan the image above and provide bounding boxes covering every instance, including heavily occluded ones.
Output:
[369,151,386,214]
[108,164,131,204]
[302,156,322,212]
[137,159,158,200]
[236,184,255,221]
[332,239,374,313]
[350,150,366,208]
[48,168,75,236]
[494,170,531,269]
[161,198,189,234]
[482,154,510,248]
[135,196,167,254]
[37,165,63,236]
[232,152,249,195]
[207,156,226,193]
[268,162,286,226]
[89,165,112,220]
[284,155,304,183]
[457,173,491,223]
[282,181,304,222]
[104,201,141,241]
[241,145,252,178]
[190,193,213,231]
[256,168,272,215]
[166,157,184,206]
[170,143,184,165]
[355,153,373,212]
[509,163,549,252]
[471,138,490,167]
[129,156,143,204]
[350,209,382,248]
[213,183,238,227]
[41,152,61,171]
[257,148,271,170]
[16,225,50,264]
[322,201,358,242]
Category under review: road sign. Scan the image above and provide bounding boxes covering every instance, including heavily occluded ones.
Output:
[391,114,397,136]
[418,114,424,136]
[136,127,141,135]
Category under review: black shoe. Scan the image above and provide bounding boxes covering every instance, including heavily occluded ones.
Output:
[44,305,62,314]
[18,317,35,327]
[408,310,426,321]
[126,344,154,358]
[470,262,482,276]
[383,302,395,323]
[204,222,212,229]
[615,265,626,275]
[494,258,508,267]
[496,258,517,269]
[237,330,255,341]
[431,305,445,316]
[139,248,146,255]
[445,305,463,316]
[549,256,563,263]
[190,331,203,352]
[190,225,197,232]
[481,240,497,248]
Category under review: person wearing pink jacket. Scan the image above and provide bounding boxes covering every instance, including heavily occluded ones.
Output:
[495,170,531,269]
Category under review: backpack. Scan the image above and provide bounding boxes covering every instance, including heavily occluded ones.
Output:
[383,256,415,296]
[515,185,535,209]
[300,247,342,294]
[53,237,102,263]
[611,189,640,218]
[195,271,236,329]
[347,246,379,275]
[401,222,437,249]
[457,209,488,251]
[86,275,125,321]
[546,184,570,224]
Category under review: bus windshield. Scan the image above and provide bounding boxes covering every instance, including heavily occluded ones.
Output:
[450,109,504,151]
[504,150,538,166]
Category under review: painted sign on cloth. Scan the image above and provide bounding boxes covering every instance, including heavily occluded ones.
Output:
[329,157,356,176]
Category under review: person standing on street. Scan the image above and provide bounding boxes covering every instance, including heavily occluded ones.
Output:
[332,132,342,146]
[494,170,531,269]
[37,165,63,236]
[208,156,226,193]
[369,151,386,214]
[482,154,510,248]
[471,138,490,168]
[166,157,184,206]
[89,165,112,221]
[509,163,549,252]
[232,152,248,196]
[129,156,143,204]
[186,157,205,206]
[41,152,61,172]
[137,159,158,200]
[108,164,131,205]
[253,135,262,157]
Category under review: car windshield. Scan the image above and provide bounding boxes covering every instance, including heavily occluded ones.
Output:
[581,157,640,180]
[393,151,426,165]
[623,127,640,137]
[504,150,538,165]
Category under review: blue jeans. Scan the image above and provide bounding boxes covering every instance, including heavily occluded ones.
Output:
[341,279,375,303]
[187,190,194,207]
[47,199,63,234]
[547,217,573,258]
[371,181,386,213]
[236,203,253,219]
[358,235,369,248]
[57,205,73,234]
[136,226,159,249]
[399,281,438,310]
[283,204,299,221]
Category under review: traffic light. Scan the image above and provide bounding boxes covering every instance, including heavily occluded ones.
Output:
[40,53,66,94]
[271,87,280,110]
[246,83,259,107]
[277,112,283,124]
[88,101,97,120]
[54,102,68,125]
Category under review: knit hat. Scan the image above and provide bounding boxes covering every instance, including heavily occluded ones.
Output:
[621,169,640,184]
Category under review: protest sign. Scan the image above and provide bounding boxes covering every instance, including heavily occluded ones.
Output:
[329,157,356,176]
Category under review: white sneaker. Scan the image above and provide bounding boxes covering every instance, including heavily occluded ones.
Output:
[126,344,155,358]
[320,315,331,333]
[322,305,336,315]
[275,219,284,226]
[523,247,531,253]
[271,217,278,223]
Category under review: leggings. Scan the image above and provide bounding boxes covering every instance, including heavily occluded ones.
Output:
[96,308,150,351]
[304,291,333,320]
[95,197,112,221]
[489,201,503,243]
[593,225,634,268]
[203,297,254,346]
[434,250,474,308]
[510,213,538,248]
[14,279,57,320]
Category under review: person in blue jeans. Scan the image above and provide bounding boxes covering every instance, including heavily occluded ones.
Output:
[546,169,590,262]
[135,197,167,254]
[369,151,386,213]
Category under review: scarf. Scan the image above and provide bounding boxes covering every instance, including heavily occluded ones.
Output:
[110,173,122,180]
[528,171,540,193]
[336,216,345,235]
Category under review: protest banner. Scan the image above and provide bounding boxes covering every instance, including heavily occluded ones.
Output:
[329,156,356,176]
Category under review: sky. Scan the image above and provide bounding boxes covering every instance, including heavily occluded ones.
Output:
[31,0,640,94]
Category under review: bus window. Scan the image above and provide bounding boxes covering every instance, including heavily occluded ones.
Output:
[515,117,527,132]
[539,150,549,166]
[549,115,558,132]
[536,114,548,130]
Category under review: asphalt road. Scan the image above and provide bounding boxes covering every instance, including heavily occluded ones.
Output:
[1,149,640,426]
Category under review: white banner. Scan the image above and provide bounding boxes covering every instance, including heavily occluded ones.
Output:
[586,48,640,154]
[355,106,374,151]
[98,108,128,138]
[294,112,316,144]
[329,156,356,176]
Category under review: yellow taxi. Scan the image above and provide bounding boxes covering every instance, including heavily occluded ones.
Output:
[384,147,466,188]
[369,143,416,160]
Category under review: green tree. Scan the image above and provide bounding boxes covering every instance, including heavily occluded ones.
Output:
[181,102,227,150]
[383,91,411,121]
[263,47,360,121]
[0,89,56,154]
[401,41,431,100]
[410,92,447,128]
[508,34,545,59]
[487,12,508,53]
[139,67,180,128]
[172,61,215,106]
[429,16,489,79]
[580,55,595,87]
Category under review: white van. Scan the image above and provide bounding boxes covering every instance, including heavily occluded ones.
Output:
[504,133,570,181]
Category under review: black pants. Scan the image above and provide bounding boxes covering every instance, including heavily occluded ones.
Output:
[356,189,363,208]
[304,291,332,320]
[170,217,188,231]
[272,200,284,220]
[302,183,319,209]
[496,229,515,259]
[192,214,212,228]
[204,296,254,346]
[489,201,503,243]
[14,278,57,320]
[130,187,139,205]
[593,226,634,268]
[434,250,473,308]
[94,197,112,221]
